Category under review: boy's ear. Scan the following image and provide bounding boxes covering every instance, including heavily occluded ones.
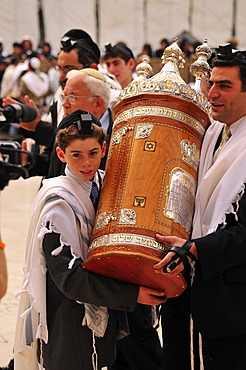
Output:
[128,58,135,71]
[56,146,66,163]
[101,141,107,158]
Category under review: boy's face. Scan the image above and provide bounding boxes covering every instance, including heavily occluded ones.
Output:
[105,57,134,88]
[56,137,106,181]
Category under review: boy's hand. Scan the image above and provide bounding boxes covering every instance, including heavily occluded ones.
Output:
[137,286,167,305]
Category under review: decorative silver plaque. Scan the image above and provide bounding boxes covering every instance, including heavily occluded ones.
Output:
[112,126,134,145]
[95,212,117,231]
[118,209,137,225]
[180,140,200,170]
[135,124,153,139]
[164,168,197,232]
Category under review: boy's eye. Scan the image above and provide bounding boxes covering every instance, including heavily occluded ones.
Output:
[73,153,80,158]
[90,151,98,156]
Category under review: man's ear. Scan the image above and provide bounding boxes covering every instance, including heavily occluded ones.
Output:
[92,96,106,118]
[94,96,105,111]
[88,63,98,70]
[56,146,66,163]
[101,141,107,158]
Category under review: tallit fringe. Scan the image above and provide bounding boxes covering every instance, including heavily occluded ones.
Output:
[92,331,98,370]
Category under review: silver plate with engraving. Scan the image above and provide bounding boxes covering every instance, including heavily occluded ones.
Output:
[88,233,170,253]
[164,167,196,232]
[119,209,137,225]
[180,139,200,171]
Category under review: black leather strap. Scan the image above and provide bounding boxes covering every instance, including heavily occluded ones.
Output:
[163,240,197,273]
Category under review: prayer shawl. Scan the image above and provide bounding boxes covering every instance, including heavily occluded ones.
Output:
[14,168,106,369]
[192,117,246,238]
[21,70,50,97]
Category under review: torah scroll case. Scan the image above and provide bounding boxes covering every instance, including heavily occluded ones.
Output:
[83,40,211,298]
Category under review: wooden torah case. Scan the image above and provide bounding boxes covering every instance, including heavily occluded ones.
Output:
[83,40,211,298]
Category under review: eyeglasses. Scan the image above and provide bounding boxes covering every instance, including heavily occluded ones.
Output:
[56,63,91,75]
[60,93,96,104]
[56,65,81,75]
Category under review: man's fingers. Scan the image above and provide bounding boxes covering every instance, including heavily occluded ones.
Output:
[21,141,28,165]
[2,97,18,106]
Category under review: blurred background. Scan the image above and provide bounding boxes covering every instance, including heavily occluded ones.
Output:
[0,0,245,57]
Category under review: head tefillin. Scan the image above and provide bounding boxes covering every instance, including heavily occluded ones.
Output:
[58,110,101,134]
[60,29,100,62]
[217,43,246,66]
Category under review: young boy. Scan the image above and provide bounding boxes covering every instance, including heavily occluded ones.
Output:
[13,110,165,370]
[103,43,135,89]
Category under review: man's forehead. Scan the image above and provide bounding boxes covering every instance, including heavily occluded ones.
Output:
[65,76,87,91]
[58,49,80,65]
[211,65,240,79]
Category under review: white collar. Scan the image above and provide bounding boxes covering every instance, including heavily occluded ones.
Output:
[228,116,244,135]
[100,108,110,132]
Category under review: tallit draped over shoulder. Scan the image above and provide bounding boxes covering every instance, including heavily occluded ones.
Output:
[14,171,96,369]
[192,117,246,238]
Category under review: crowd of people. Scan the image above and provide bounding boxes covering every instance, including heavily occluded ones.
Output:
[0,36,59,108]
[0,34,203,113]
[0,26,246,370]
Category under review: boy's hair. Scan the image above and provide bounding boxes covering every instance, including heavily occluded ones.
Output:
[104,43,134,63]
[56,123,106,152]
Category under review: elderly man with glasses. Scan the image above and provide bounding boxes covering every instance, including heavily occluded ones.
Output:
[31,68,113,177]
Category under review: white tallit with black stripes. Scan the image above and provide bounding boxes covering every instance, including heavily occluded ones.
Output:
[14,166,107,370]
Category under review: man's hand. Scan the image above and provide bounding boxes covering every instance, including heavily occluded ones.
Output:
[2,95,41,131]
[137,286,167,305]
[21,140,28,166]
[154,234,197,274]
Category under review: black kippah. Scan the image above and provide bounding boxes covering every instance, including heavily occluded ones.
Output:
[61,29,100,62]
[217,43,246,65]
[64,29,93,42]
[58,110,101,134]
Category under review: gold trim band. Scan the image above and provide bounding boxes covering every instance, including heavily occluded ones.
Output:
[114,106,205,136]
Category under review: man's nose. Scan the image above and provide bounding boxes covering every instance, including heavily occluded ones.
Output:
[59,70,67,81]
[62,96,70,107]
[208,84,219,99]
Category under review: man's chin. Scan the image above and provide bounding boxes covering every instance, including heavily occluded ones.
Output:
[211,112,225,123]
